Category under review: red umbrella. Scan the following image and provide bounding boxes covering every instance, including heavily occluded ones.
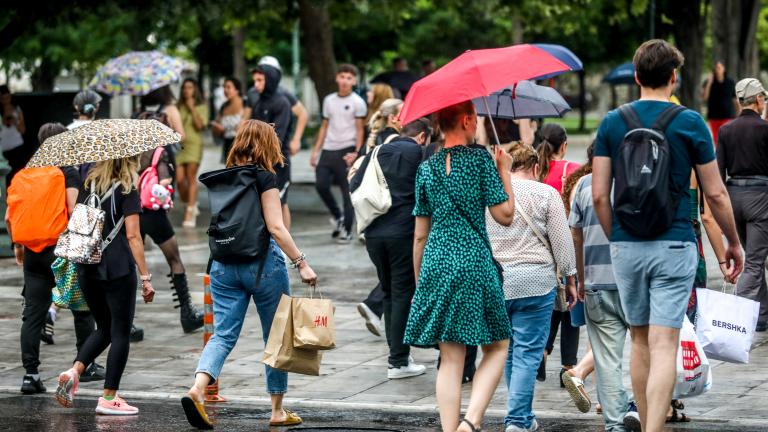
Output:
[398,44,570,126]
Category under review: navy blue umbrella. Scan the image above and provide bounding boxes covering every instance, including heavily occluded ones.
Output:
[603,62,636,85]
[532,44,583,80]
[473,80,571,120]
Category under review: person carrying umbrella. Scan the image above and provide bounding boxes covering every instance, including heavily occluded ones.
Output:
[32,119,179,416]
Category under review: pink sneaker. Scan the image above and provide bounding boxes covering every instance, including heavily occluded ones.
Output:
[55,369,79,408]
[95,396,139,415]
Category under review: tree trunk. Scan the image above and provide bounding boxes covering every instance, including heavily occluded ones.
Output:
[298,0,337,102]
[511,12,524,44]
[30,58,57,92]
[668,0,705,112]
[712,0,761,78]
[232,26,247,90]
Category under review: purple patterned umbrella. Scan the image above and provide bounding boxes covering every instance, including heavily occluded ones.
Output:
[89,51,183,96]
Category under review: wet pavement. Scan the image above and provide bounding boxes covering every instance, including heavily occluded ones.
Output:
[0,145,767,431]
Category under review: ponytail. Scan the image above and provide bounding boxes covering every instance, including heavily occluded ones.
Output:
[536,123,567,181]
[365,98,403,150]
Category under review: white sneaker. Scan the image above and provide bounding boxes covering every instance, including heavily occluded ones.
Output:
[387,361,426,379]
[506,419,539,432]
[357,303,383,337]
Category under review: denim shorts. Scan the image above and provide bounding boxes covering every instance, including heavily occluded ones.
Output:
[609,241,697,329]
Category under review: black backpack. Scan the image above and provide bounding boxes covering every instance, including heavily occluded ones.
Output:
[613,103,686,238]
[199,165,270,263]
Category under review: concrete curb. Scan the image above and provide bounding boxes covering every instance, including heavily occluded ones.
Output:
[2,387,765,429]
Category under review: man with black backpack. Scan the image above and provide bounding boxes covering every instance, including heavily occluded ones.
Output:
[592,40,743,432]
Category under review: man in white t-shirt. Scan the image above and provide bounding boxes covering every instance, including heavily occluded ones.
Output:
[310,64,367,243]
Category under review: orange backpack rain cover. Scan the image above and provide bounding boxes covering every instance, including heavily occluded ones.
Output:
[6,167,68,252]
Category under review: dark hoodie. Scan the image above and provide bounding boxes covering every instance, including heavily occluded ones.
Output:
[250,65,292,156]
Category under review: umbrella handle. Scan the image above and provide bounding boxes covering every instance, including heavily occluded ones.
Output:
[482,96,502,148]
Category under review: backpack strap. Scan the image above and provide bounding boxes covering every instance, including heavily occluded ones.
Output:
[150,147,165,168]
[617,104,643,130]
[652,104,686,132]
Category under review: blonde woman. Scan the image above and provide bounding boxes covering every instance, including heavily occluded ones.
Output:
[365,98,403,150]
[366,83,395,124]
[182,120,317,429]
[55,157,155,415]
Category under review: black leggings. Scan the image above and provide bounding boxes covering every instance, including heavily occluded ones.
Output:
[545,310,580,366]
[315,147,354,232]
[75,273,137,390]
[20,247,95,374]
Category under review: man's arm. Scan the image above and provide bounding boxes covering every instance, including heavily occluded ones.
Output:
[696,160,743,282]
[310,119,328,167]
[290,101,309,156]
[571,227,585,301]
[591,156,613,238]
[354,118,365,152]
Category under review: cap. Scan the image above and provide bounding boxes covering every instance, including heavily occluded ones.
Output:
[258,56,282,72]
[735,78,767,101]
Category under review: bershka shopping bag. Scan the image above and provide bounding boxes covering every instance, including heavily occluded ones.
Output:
[696,285,759,363]
[262,294,323,376]
[292,286,336,350]
[673,316,712,399]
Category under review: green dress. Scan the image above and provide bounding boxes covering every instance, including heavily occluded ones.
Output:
[403,146,512,348]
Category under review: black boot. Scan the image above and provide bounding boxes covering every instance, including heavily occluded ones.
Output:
[171,273,204,333]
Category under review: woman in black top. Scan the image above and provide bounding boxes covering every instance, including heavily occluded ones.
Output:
[13,123,100,394]
[55,156,155,416]
[138,147,204,333]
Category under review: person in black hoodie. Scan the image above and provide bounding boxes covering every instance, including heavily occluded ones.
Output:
[249,65,294,228]
[349,117,432,379]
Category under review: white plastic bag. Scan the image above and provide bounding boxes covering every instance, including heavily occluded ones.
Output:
[673,316,712,399]
[695,286,759,364]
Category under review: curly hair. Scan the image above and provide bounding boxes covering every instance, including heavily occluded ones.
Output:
[561,141,595,211]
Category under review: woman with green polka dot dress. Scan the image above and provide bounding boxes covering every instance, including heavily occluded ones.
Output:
[404,101,515,432]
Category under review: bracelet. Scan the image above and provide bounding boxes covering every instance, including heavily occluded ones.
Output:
[289,252,306,269]
[140,274,152,282]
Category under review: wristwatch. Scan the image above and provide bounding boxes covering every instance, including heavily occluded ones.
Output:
[140,274,152,282]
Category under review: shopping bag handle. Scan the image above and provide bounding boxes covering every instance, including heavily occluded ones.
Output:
[305,283,323,299]
[720,280,738,296]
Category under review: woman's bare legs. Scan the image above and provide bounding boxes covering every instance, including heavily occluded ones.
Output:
[437,342,465,432]
[459,339,510,431]
[181,163,200,226]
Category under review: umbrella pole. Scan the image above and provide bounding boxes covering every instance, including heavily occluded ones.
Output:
[482,95,501,148]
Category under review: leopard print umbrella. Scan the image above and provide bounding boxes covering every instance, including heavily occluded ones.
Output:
[27,119,181,168]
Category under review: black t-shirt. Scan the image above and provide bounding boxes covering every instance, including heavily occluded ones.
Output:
[255,168,278,193]
[61,166,81,189]
[707,77,736,119]
[77,184,142,281]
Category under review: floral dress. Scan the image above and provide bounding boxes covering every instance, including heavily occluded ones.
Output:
[403,146,511,347]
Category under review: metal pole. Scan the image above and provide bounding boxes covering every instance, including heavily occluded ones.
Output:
[482,95,501,148]
[292,19,302,99]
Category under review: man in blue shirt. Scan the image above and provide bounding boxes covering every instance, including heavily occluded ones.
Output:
[592,39,743,432]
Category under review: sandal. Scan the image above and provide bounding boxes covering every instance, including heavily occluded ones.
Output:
[561,369,592,413]
[181,396,213,430]
[666,400,691,423]
[459,418,482,432]
[269,408,303,426]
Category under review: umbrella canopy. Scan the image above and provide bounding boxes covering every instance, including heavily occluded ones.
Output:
[398,44,569,125]
[531,44,583,80]
[89,50,184,96]
[603,62,636,85]
[473,81,571,120]
[27,119,181,168]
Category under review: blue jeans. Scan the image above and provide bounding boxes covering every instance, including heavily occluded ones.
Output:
[504,288,556,428]
[196,240,290,394]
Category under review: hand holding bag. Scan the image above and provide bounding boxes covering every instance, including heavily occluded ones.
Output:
[262,294,323,376]
[292,285,336,350]
[695,284,759,364]
[673,315,712,399]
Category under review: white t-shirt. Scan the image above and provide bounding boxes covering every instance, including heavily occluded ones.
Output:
[321,92,367,151]
[67,119,91,130]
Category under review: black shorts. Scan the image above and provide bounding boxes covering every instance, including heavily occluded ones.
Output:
[275,160,291,205]
[140,209,175,245]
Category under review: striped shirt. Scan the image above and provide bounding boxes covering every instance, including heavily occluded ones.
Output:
[568,174,617,290]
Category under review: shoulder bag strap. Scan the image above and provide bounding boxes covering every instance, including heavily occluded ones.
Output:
[560,161,570,187]
[151,147,165,168]
[383,134,398,145]
[514,197,552,253]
